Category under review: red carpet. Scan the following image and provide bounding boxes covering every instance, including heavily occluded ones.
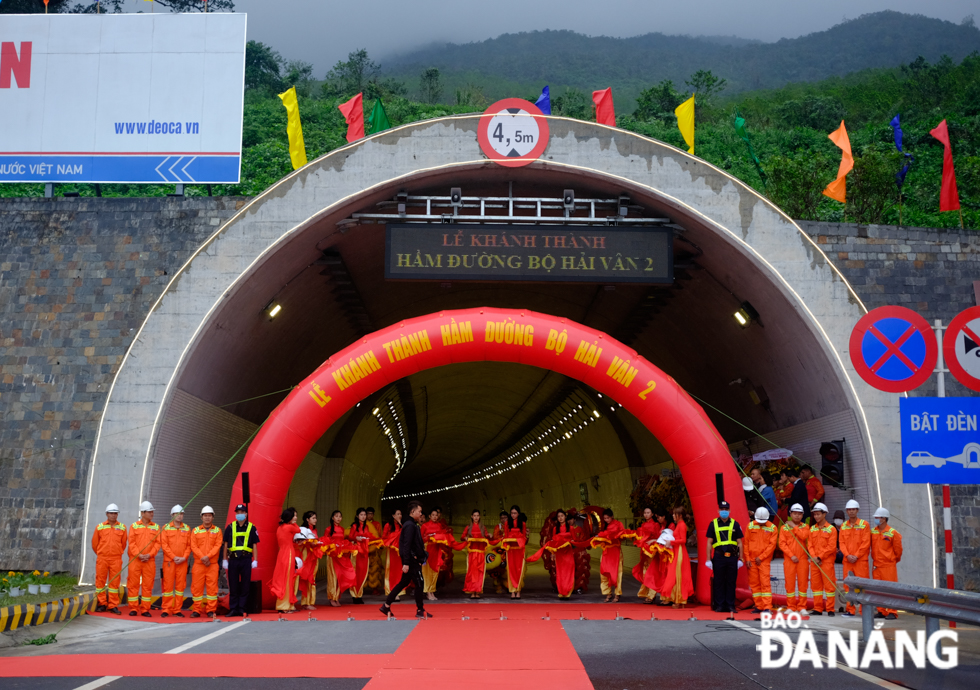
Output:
[87,602,726,623]
[0,654,390,678]
[363,618,592,689]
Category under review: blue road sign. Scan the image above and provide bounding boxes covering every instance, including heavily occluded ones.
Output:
[901,397,980,484]
[850,306,937,393]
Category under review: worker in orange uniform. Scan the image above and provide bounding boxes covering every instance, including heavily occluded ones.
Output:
[807,503,837,616]
[127,501,160,617]
[160,504,191,618]
[191,505,224,618]
[800,466,825,512]
[839,499,871,617]
[777,503,810,612]
[744,507,778,614]
[92,503,127,614]
[871,507,903,620]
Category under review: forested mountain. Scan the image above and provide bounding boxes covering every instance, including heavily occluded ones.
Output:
[381,12,980,108]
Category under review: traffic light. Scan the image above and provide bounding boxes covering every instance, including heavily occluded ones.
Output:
[819,440,845,488]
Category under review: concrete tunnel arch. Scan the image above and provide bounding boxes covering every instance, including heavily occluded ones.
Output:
[79,113,933,591]
[227,307,748,606]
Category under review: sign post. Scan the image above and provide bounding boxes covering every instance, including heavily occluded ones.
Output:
[934,319,955,599]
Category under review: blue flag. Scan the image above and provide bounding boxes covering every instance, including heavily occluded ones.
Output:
[889,114,903,152]
[890,114,913,189]
[535,86,551,115]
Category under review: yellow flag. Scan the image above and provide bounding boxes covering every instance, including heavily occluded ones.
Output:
[278,86,308,170]
[675,95,695,154]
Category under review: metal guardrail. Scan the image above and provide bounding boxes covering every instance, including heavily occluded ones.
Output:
[844,574,980,640]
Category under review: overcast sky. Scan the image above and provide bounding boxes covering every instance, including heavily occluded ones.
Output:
[125,1,976,74]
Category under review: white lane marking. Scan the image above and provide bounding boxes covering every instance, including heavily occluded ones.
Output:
[726,619,906,689]
[72,677,122,690]
[163,619,250,654]
[72,620,250,689]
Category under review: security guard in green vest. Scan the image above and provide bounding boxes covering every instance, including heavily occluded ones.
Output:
[705,500,744,619]
[222,504,260,617]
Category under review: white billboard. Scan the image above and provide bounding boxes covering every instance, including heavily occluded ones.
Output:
[0,13,246,184]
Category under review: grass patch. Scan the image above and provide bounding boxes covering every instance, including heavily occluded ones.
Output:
[0,574,89,608]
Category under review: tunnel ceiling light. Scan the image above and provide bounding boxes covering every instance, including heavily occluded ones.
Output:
[266,303,282,320]
[734,301,759,328]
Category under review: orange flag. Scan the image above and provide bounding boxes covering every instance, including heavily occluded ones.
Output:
[592,88,616,127]
[823,121,853,203]
[338,93,365,143]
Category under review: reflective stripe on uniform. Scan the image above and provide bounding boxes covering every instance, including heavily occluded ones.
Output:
[161,591,173,597]
[711,518,737,547]
[229,522,254,553]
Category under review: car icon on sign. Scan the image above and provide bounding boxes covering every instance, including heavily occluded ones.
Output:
[906,451,946,468]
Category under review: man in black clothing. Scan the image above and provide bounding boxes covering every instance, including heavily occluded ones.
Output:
[222,503,259,617]
[380,500,432,619]
[786,467,812,522]
[705,500,744,619]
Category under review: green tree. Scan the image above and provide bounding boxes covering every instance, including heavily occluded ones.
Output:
[365,77,407,101]
[846,148,903,223]
[552,88,588,119]
[142,0,235,11]
[635,80,684,120]
[324,49,380,99]
[454,83,488,109]
[244,41,283,94]
[685,69,727,121]
[774,96,847,131]
[283,60,314,97]
[419,68,442,104]
[764,153,834,220]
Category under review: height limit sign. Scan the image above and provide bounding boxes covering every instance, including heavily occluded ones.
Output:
[478,98,550,167]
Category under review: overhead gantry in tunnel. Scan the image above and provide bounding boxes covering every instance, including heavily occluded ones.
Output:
[84,115,931,592]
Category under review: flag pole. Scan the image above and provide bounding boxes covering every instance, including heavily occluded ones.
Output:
[898,191,903,227]
[960,208,965,229]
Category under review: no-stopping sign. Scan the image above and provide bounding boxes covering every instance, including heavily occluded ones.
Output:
[477,98,549,167]
[944,306,980,392]
[849,306,937,393]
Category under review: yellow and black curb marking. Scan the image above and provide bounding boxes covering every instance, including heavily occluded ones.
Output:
[0,591,98,633]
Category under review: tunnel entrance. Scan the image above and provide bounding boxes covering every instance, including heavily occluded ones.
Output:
[228,307,746,606]
[85,116,928,590]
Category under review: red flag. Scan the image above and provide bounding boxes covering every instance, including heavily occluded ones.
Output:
[338,93,365,143]
[592,88,616,127]
[929,119,960,212]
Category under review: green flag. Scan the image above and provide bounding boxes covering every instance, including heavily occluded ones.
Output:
[733,109,766,184]
[368,98,391,135]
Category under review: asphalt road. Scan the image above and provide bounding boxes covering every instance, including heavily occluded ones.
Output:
[2,612,976,689]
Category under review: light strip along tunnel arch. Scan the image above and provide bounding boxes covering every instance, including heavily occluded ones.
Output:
[227,307,747,607]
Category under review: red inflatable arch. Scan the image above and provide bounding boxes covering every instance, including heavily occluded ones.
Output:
[227,308,747,606]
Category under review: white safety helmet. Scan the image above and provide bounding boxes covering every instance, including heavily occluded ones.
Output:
[754,507,770,524]
[846,499,860,510]
[873,507,890,519]
[812,503,828,513]
[297,527,315,540]
[790,503,804,513]
[105,503,119,513]
[139,501,154,512]
[656,528,674,546]
[742,477,754,491]
[171,505,184,515]
[201,505,215,515]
